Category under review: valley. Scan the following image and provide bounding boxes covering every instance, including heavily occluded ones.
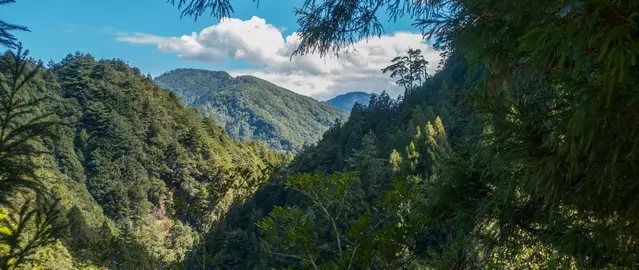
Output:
[2,0,639,269]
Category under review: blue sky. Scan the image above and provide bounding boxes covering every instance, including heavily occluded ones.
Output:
[4,0,440,99]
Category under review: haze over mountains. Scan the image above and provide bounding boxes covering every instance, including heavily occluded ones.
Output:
[154,68,348,152]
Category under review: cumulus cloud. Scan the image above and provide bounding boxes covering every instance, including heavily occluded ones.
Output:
[117,16,441,100]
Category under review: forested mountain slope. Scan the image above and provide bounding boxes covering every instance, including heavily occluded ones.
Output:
[180,52,472,269]
[4,0,639,268]
[0,51,282,269]
[188,35,639,268]
[154,69,348,152]
[325,91,374,111]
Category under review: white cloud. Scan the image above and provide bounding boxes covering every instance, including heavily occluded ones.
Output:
[117,16,442,100]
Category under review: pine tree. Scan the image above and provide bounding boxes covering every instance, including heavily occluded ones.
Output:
[0,45,63,270]
[152,0,639,268]
[0,0,29,49]
[388,149,403,173]
[346,131,385,191]
[405,141,419,172]
[54,53,96,105]
[381,48,429,92]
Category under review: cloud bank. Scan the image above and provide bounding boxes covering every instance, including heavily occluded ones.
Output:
[117,16,441,100]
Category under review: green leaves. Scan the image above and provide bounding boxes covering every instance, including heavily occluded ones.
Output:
[0,40,286,268]
[0,44,65,270]
[381,48,430,92]
[0,198,64,270]
[258,167,427,269]
[257,206,319,269]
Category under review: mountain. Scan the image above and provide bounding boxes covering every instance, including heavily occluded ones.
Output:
[325,91,375,111]
[154,69,348,152]
[0,51,282,269]
[179,57,461,269]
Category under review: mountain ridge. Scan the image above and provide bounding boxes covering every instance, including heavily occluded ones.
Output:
[0,51,282,269]
[325,91,375,111]
[154,69,348,152]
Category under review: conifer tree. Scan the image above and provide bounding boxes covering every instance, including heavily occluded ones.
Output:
[346,131,384,190]
[382,48,429,92]
[0,45,62,270]
[0,0,28,49]
[388,149,403,173]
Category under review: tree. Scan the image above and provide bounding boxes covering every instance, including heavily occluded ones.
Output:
[257,171,414,269]
[164,220,197,262]
[382,55,411,90]
[381,48,429,92]
[407,48,428,85]
[0,46,57,203]
[0,0,29,49]
[345,131,385,191]
[0,45,63,270]
[388,149,403,173]
[168,0,241,21]
[422,117,449,179]
[166,0,432,57]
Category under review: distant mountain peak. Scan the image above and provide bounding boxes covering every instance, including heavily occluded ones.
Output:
[326,91,375,112]
[338,91,371,96]
[164,68,231,76]
[154,69,348,152]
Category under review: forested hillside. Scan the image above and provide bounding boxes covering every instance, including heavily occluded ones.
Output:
[154,69,348,152]
[325,91,374,111]
[168,0,639,269]
[0,48,282,269]
[179,52,470,269]
[4,0,639,269]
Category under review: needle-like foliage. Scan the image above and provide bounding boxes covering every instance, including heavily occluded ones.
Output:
[0,45,56,204]
[0,0,29,49]
[0,45,63,270]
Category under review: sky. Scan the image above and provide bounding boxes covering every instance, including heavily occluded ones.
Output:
[4,0,441,100]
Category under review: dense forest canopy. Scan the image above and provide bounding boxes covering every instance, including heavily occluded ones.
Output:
[2,0,639,269]
[154,69,348,152]
[0,46,283,269]
[169,0,639,269]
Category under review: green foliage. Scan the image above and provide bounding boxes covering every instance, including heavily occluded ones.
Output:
[0,48,284,269]
[164,220,197,262]
[1,0,634,268]
[412,0,639,268]
[154,69,348,152]
[26,239,74,270]
[382,48,430,92]
[168,0,248,21]
[0,46,55,204]
[0,1,29,49]
[222,0,639,265]
[0,198,63,270]
[0,45,64,270]
[257,171,420,269]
